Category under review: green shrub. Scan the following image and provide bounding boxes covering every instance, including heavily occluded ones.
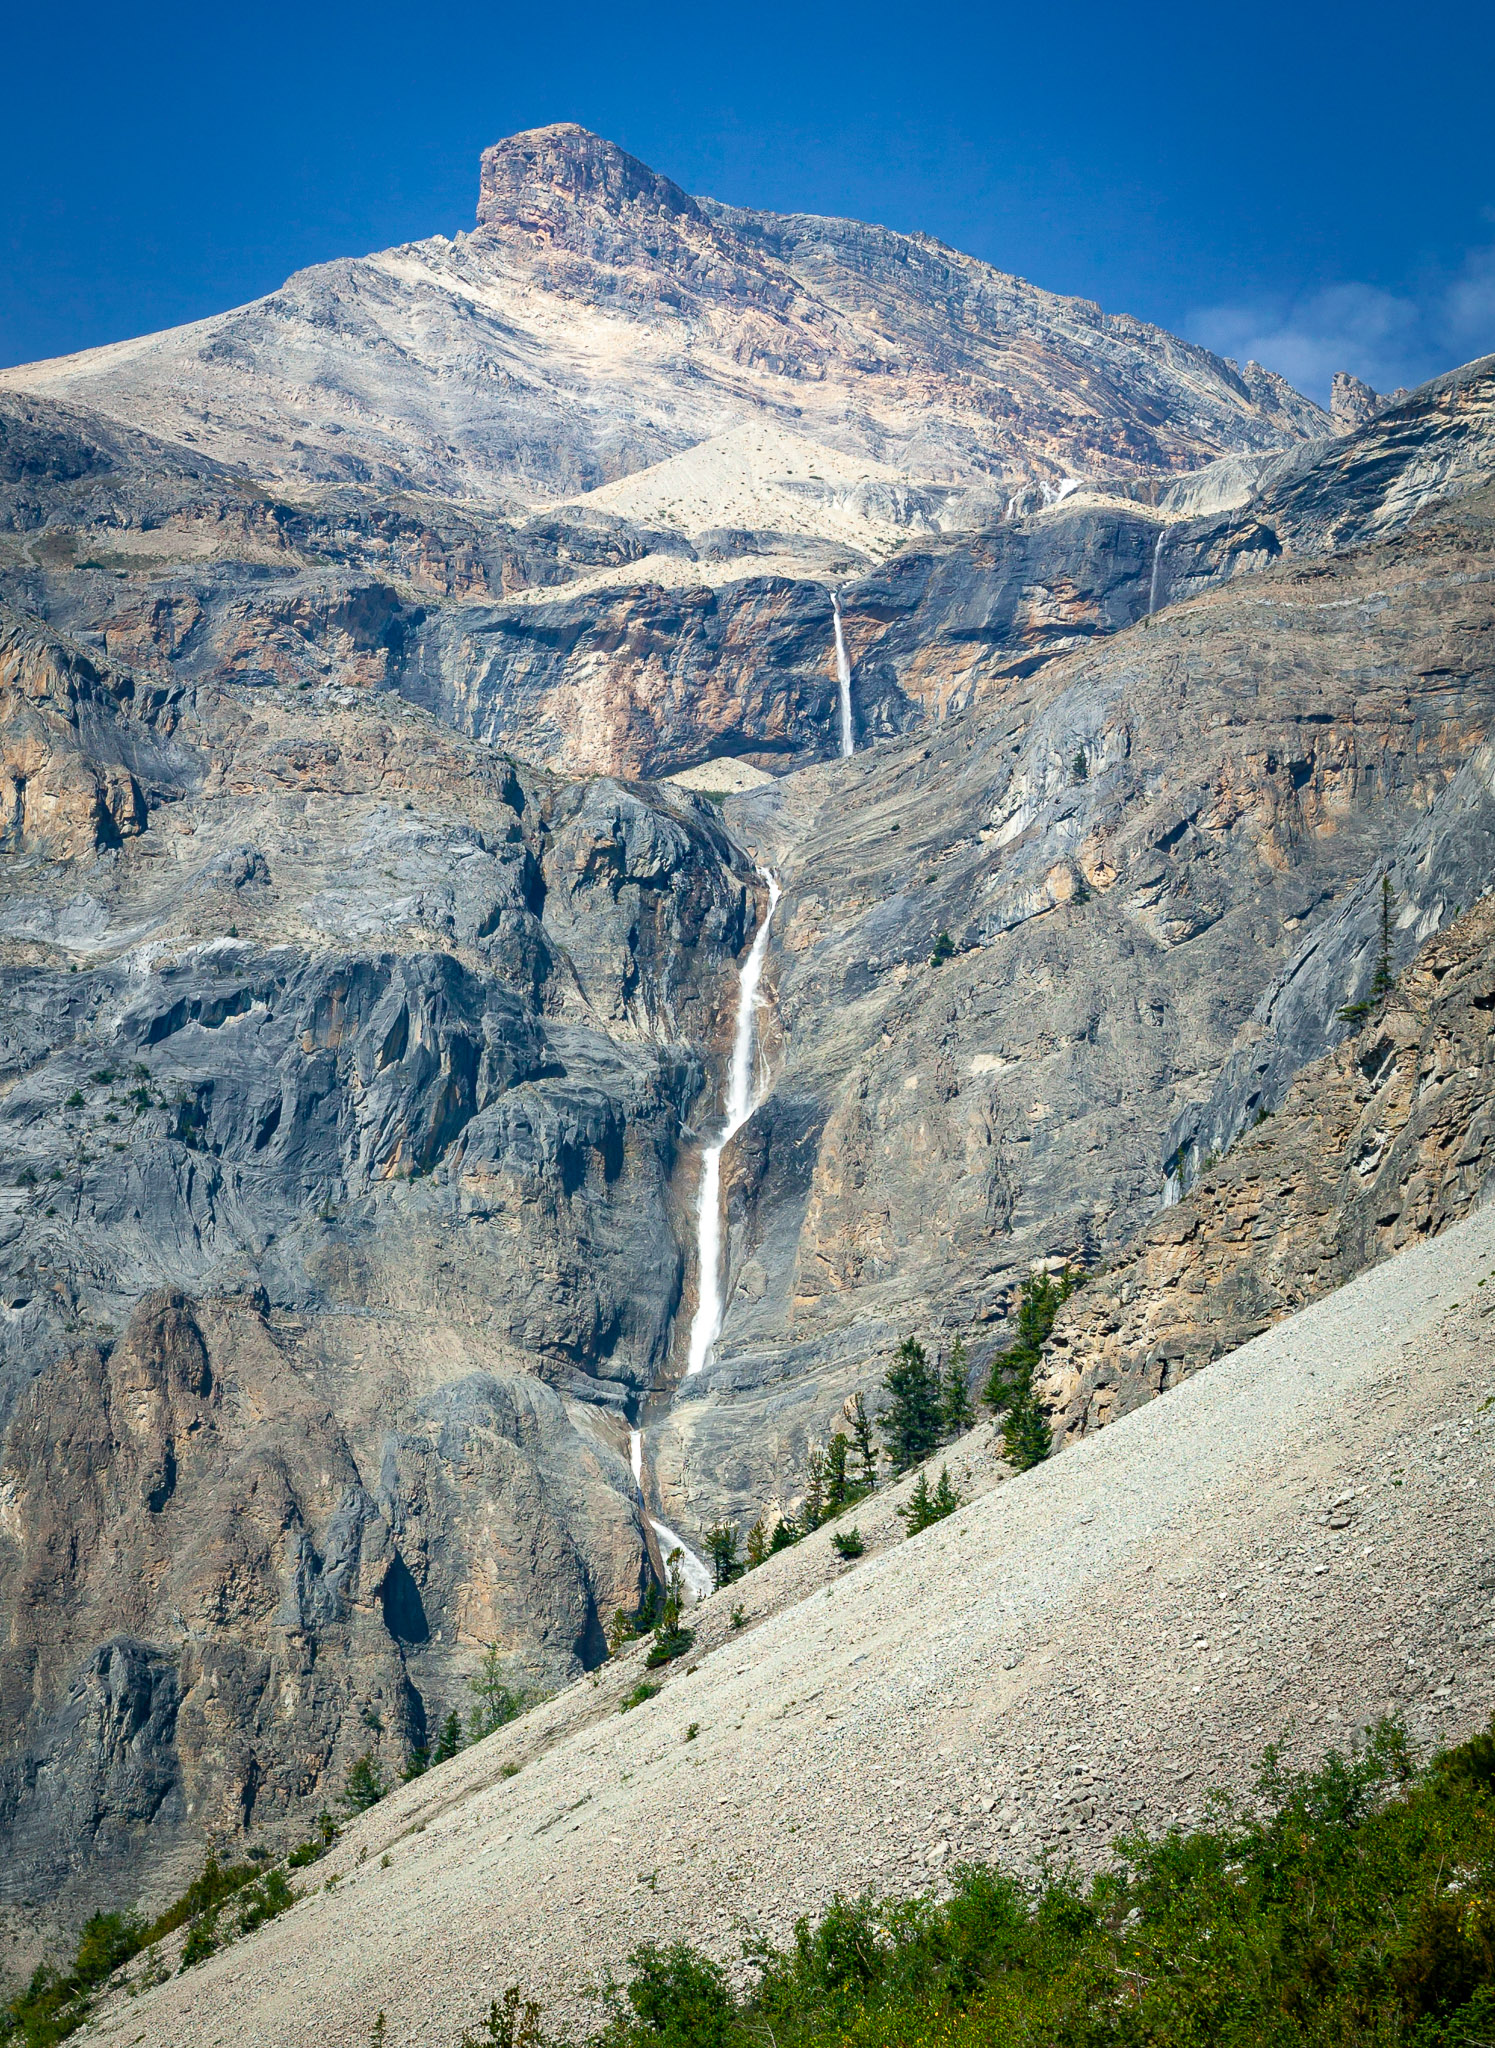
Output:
[584,1716,1495,2048]
[459,1985,545,2047]
[832,1527,864,1559]
[620,1682,661,1713]
[929,931,956,966]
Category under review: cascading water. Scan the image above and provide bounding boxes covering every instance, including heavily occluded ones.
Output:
[685,868,781,1378]
[831,594,855,759]
[629,1426,713,1603]
[1147,527,1168,616]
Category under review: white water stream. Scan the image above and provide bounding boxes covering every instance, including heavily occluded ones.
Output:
[629,1426,714,1603]
[1147,527,1168,616]
[684,868,781,1378]
[622,871,781,1607]
[831,594,855,758]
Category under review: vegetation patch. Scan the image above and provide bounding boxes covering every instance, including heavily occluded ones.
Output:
[583,1718,1495,2048]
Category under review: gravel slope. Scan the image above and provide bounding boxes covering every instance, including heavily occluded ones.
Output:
[86,1210,1495,2047]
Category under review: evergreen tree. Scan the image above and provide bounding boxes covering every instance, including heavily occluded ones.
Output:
[1338,873,1398,1026]
[745,1518,770,1569]
[941,1336,974,1436]
[1372,872,1396,999]
[898,1466,964,1536]
[704,1523,742,1589]
[847,1393,878,1489]
[431,1709,464,1764]
[769,1516,798,1555]
[800,1448,827,1532]
[985,1266,1077,1471]
[468,1645,526,1740]
[341,1752,388,1813]
[824,1433,852,1510]
[880,1338,943,1472]
[402,1744,429,1781]
[645,1552,695,1667]
[931,1467,963,1519]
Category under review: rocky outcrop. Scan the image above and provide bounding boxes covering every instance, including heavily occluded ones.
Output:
[1038,895,1495,1439]
[0,1288,646,1926]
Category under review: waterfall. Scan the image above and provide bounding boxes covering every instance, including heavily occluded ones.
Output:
[629,1425,714,1603]
[1147,527,1168,616]
[831,594,855,758]
[684,868,781,1378]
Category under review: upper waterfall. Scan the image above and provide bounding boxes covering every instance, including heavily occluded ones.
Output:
[832,594,855,758]
[684,869,781,1377]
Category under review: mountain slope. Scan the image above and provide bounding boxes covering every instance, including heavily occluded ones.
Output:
[0,126,1327,506]
[82,1207,1495,2046]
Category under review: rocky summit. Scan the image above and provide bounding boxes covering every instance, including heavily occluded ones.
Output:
[0,120,1493,2020]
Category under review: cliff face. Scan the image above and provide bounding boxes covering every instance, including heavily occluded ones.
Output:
[0,130,1490,1951]
[1037,894,1495,1440]
[1,126,1326,506]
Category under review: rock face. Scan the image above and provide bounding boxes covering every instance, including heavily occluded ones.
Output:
[2,126,1326,505]
[649,387,1495,1538]
[0,127,1490,1955]
[1037,895,1495,1439]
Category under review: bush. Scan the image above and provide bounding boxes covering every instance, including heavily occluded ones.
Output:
[832,1527,864,1559]
[460,1986,545,2048]
[597,1941,735,2048]
[620,1682,661,1713]
[929,931,956,966]
[582,1716,1495,2048]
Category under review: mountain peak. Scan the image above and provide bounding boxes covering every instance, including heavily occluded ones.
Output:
[476,124,703,233]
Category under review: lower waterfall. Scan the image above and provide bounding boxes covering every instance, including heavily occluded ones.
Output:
[629,1426,714,1603]
[831,594,855,758]
[685,868,781,1377]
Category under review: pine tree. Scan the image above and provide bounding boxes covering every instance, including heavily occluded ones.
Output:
[1338,873,1398,1026]
[985,1267,1077,1472]
[898,1466,964,1536]
[645,1552,695,1667]
[402,1744,429,1781]
[769,1516,798,1555]
[468,1645,526,1741]
[800,1448,827,1532]
[705,1523,741,1589]
[880,1338,943,1472]
[1372,872,1396,999]
[824,1433,852,1510]
[745,1518,770,1569]
[847,1393,878,1489]
[431,1709,464,1764]
[931,1467,964,1519]
[898,1472,935,1534]
[341,1752,388,1813]
[941,1336,974,1436]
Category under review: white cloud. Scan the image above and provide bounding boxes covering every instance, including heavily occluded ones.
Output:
[1188,245,1495,405]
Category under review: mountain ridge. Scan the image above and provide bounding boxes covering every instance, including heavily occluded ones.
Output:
[0,124,1329,508]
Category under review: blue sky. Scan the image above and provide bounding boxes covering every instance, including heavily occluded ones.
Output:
[3,0,1492,401]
